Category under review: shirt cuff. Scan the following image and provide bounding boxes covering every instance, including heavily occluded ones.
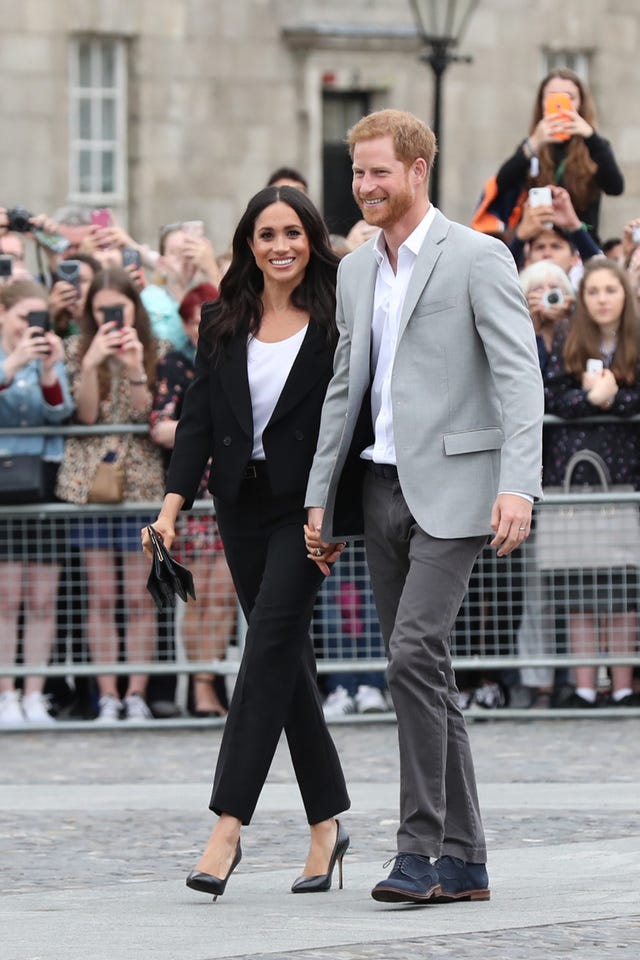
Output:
[499,490,534,504]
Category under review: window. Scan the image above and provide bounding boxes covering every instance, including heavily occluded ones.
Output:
[69,37,127,202]
[543,48,591,82]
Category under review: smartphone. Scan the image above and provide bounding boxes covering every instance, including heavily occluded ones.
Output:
[102,305,125,329]
[182,219,204,237]
[586,358,604,375]
[528,186,553,208]
[544,91,572,141]
[57,259,82,289]
[91,208,112,228]
[33,228,70,255]
[122,246,142,269]
[632,226,640,244]
[27,310,50,333]
[0,255,12,278]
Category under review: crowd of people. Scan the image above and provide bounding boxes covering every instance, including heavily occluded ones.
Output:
[1,67,639,727]
[0,172,387,725]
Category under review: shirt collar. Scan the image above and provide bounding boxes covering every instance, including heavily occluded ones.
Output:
[373,204,437,265]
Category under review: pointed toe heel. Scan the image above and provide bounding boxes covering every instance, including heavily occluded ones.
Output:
[291,819,350,894]
[186,842,242,901]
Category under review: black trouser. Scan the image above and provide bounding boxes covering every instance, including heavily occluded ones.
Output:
[210,470,350,825]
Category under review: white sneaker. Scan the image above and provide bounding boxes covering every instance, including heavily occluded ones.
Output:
[123,693,153,721]
[0,690,25,723]
[95,694,123,722]
[355,684,388,714]
[473,682,506,710]
[22,691,56,723]
[322,685,356,720]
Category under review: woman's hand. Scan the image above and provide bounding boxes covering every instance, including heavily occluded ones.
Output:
[49,280,80,321]
[182,235,220,285]
[5,326,50,376]
[141,494,184,556]
[304,512,346,576]
[83,321,123,369]
[621,219,640,263]
[563,110,593,139]
[118,323,145,376]
[41,331,65,373]
[584,368,618,408]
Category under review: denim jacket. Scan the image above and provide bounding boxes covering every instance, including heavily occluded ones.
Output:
[0,351,74,462]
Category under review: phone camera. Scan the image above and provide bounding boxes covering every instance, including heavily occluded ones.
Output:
[541,288,565,309]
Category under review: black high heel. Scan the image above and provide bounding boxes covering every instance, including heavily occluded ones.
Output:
[186,842,242,901]
[291,819,349,893]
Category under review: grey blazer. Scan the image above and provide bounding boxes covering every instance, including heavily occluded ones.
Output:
[305,210,544,541]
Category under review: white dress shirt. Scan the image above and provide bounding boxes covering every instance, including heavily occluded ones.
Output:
[362,206,436,464]
[360,208,532,504]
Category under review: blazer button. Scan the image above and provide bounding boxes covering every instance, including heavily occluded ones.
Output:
[294,429,304,441]
[222,436,232,446]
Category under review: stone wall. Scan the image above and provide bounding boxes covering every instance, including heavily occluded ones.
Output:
[0,0,638,250]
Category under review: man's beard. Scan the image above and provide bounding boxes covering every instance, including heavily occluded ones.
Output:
[356,181,414,230]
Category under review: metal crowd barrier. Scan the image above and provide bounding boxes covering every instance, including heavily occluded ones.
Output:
[1,421,639,721]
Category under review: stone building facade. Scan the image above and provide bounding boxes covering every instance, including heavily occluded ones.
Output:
[1,0,638,252]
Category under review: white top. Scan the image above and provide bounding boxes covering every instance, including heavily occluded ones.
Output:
[246,324,308,460]
[362,205,437,464]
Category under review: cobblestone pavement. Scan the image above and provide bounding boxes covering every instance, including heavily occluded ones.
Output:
[2,719,639,959]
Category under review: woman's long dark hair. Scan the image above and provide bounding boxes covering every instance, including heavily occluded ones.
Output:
[199,186,339,359]
[563,258,639,386]
[80,267,158,398]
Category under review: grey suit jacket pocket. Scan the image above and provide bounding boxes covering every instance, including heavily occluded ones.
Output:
[443,427,504,456]
[412,297,458,319]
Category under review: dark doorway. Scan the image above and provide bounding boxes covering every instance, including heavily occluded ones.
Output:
[322,91,371,237]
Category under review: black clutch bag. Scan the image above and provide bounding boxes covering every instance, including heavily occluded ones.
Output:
[146,526,196,610]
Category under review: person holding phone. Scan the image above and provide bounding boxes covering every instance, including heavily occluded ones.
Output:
[544,258,640,708]
[0,279,74,724]
[48,253,102,339]
[56,267,167,722]
[495,68,624,244]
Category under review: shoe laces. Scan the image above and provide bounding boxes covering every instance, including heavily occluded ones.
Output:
[383,853,427,871]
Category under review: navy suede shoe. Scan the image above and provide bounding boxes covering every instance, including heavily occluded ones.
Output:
[434,855,490,901]
[371,853,441,903]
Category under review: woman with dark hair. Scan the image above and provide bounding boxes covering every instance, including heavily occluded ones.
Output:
[143,186,350,899]
[57,267,167,722]
[496,68,624,243]
[151,282,237,718]
[544,258,640,708]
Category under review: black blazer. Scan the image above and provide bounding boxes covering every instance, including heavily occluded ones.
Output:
[166,321,335,508]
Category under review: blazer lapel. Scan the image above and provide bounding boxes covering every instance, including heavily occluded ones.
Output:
[218,333,253,439]
[397,211,450,339]
[268,322,331,426]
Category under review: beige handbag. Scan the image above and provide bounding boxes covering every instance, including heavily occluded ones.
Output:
[87,440,124,504]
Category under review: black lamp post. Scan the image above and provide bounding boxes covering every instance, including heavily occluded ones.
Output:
[408,0,479,208]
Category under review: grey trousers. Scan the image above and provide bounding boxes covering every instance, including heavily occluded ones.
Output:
[363,471,488,863]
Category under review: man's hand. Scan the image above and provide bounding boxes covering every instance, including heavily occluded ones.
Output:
[490,493,532,557]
